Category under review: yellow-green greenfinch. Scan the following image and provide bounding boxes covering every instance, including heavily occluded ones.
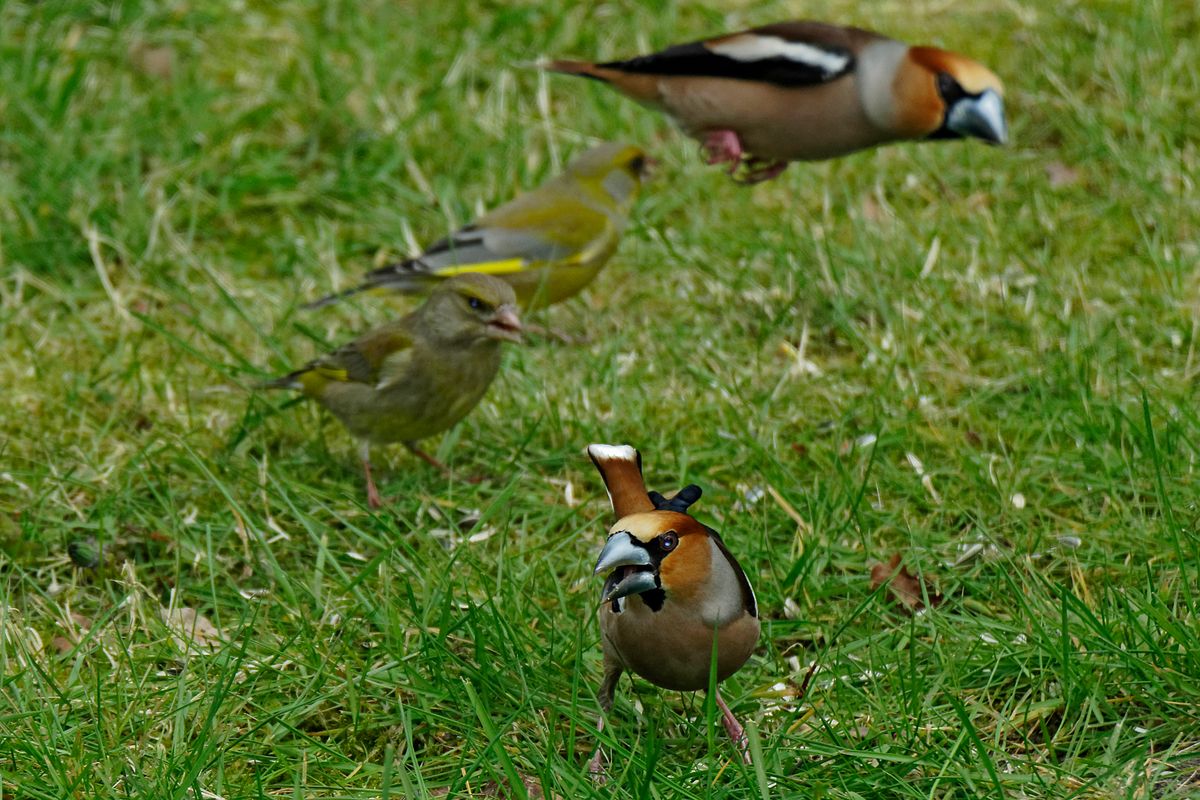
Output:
[305,142,651,311]
[547,21,1006,183]
[265,274,522,507]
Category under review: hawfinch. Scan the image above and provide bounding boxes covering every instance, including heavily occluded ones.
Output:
[305,143,652,311]
[586,444,760,772]
[263,274,522,508]
[548,21,1007,183]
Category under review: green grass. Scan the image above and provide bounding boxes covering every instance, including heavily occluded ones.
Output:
[2,0,1199,797]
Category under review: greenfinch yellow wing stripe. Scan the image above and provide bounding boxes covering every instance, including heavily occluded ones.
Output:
[434,258,528,277]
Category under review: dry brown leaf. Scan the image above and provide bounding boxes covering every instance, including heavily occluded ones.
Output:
[869,553,943,612]
[861,195,885,224]
[128,42,175,80]
[1045,161,1081,188]
[51,636,74,655]
[161,606,224,651]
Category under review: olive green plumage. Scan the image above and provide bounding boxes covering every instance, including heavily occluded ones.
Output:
[265,273,523,506]
[304,142,652,311]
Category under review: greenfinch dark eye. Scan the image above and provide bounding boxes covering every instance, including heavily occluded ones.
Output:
[629,155,646,174]
[467,297,486,311]
[659,531,678,551]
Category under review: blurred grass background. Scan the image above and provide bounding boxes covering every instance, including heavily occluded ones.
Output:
[1,0,1198,797]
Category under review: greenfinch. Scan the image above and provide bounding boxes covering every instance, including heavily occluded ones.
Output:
[265,274,522,508]
[305,142,651,311]
[547,21,1005,183]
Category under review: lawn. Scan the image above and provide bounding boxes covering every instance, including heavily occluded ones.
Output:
[1,0,1198,797]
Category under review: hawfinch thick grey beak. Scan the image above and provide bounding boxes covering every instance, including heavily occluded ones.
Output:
[594,532,657,602]
[947,89,1008,145]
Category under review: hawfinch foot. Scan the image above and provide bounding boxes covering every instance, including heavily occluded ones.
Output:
[715,690,752,764]
[701,130,744,167]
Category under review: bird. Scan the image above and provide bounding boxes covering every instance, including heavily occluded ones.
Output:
[304,142,652,311]
[585,443,760,774]
[546,21,1007,183]
[262,274,522,508]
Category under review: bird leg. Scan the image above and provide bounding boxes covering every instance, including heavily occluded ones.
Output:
[714,689,751,764]
[735,156,789,185]
[404,442,484,484]
[587,717,608,781]
[588,665,622,781]
[361,442,385,509]
[700,130,744,170]
[404,442,453,474]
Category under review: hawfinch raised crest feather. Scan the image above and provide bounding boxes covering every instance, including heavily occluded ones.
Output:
[585,443,759,775]
[547,21,1007,183]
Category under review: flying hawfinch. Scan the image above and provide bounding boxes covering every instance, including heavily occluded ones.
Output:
[548,21,1007,183]
[586,444,760,774]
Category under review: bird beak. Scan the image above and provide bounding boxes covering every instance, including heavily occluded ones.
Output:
[594,532,657,603]
[487,304,523,342]
[946,88,1008,145]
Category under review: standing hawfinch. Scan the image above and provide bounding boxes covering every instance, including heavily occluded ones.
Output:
[586,444,760,773]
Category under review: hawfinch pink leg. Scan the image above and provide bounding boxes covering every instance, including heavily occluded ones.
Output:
[701,130,744,169]
[715,690,752,764]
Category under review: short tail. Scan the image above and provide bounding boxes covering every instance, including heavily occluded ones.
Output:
[587,443,654,517]
[542,59,612,83]
[303,259,436,310]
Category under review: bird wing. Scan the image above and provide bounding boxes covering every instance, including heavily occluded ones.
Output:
[305,324,416,388]
[415,189,613,277]
[705,526,758,617]
[602,21,871,87]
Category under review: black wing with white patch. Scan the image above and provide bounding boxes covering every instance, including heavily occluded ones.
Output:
[602,29,855,88]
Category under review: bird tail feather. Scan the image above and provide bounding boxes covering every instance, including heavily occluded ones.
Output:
[303,259,437,310]
[542,59,612,83]
[587,443,655,517]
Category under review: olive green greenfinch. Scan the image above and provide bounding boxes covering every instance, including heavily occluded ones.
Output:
[265,273,522,508]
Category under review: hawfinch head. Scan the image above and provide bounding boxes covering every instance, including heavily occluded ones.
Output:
[896,46,1008,145]
[594,509,712,606]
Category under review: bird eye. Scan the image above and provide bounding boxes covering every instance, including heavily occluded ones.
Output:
[629,155,646,175]
[659,531,678,551]
[936,72,967,104]
[467,296,487,312]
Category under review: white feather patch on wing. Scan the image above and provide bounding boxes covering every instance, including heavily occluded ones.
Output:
[709,34,850,76]
[587,443,638,463]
